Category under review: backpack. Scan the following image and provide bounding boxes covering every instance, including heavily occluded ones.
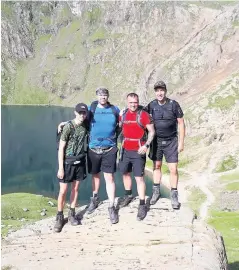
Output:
[147,98,176,120]
[88,100,119,123]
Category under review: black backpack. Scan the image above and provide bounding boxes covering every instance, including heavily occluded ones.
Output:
[88,100,119,124]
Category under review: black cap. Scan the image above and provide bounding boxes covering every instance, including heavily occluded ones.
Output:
[154,81,167,90]
[75,103,88,113]
[96,87,109,96]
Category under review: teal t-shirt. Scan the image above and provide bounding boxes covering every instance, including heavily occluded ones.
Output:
[89,105,120,148]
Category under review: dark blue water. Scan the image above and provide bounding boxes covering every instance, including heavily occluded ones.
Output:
[1,105,167,205]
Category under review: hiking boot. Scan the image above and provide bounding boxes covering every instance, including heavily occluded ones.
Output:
[108,206,119,224]
[119,195,133,208]
[137,204,147,221]
[87,196,100,214]
[68,209,79,226]
[150,185,161,205]
[171,190,180,209]
[54,214,64,233]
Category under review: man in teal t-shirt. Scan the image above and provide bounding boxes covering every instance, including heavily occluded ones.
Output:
[58,88,120,224]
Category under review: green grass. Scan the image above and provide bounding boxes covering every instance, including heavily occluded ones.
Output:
[1,265,13,270]
[35,34,52,50]
[208,210,239,266]
[178,156,192,168]
[214,155,237,173]
[208,95,238,110]
[1,193,57,237]
[85,7,102,24]
[90,27,107,42]
[41,16,51,26]
[232,20,239,27]
[1,2,14,18]
[188,187,206,216]
[220,172,239,182]
[225,182,239,191]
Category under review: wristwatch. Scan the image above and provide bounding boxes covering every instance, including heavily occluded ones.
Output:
[145,143,150,148]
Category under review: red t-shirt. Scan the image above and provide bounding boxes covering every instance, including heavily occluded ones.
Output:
[120,110,152,151]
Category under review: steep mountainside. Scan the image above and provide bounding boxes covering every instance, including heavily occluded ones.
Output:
[1,1,239,172]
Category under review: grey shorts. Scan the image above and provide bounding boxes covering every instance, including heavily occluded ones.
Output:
[119,150,146,177]
[150,137,178,163]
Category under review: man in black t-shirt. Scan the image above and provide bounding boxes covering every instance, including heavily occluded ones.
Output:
[146,81,185,209]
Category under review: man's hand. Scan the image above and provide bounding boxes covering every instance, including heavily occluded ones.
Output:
[57,122,67,133]
[178,142,184,153]
[138,145,148,155]
[57,168,64,179]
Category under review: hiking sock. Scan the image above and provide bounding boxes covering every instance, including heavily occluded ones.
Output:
[153,183,160,187]
[93,193,98,198]
[171,188,177,191]
[109,201,115,208]
[139,199,145,205]
[125,190,132,196]
[70,207,75,213]
[57,211,63,215]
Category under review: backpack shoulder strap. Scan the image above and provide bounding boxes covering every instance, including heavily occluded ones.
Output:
[136,109,145,130]
[121,108,128,124]
[148,99,158,115]
[109,104,119,121]
[88,101,98,122]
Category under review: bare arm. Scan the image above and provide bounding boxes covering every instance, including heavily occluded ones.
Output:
[177,118,185,152]
[145,123,155,146]
[57,140,66,179]
[138,123,155,155]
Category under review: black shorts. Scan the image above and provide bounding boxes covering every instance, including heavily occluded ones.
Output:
[118,149,146,177]
[87,146,118,174]
[58,162,87,183]
[150,137,178,163]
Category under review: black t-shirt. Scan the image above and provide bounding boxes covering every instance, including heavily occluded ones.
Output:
[146,98,184,138]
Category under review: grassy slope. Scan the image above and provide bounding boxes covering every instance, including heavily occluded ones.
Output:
[1,193,57,237]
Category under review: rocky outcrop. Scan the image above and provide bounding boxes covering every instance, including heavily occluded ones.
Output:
[2,198,227,270]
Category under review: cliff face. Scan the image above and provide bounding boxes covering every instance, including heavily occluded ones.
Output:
[2,1,239,104]
[1,1,239,171]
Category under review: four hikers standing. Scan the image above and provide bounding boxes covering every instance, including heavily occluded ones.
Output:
[55,81,185,230]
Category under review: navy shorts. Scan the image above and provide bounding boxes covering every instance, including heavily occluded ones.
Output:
[151,137,178,163]
[119,149,146,177]
[87,146,118,174]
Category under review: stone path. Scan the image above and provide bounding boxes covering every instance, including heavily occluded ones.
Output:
[1,198,227,270]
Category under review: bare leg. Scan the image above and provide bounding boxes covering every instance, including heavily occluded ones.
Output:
[70,180,80,208]
[57,183,68,211]
[92,173,100,195]
[103,172,115,206]
[167,163,178,188]
[135,176,146,200]
[123,173,132,190]
[153,161,162,184]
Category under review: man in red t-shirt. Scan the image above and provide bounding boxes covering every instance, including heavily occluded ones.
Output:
[118,93,155,221]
